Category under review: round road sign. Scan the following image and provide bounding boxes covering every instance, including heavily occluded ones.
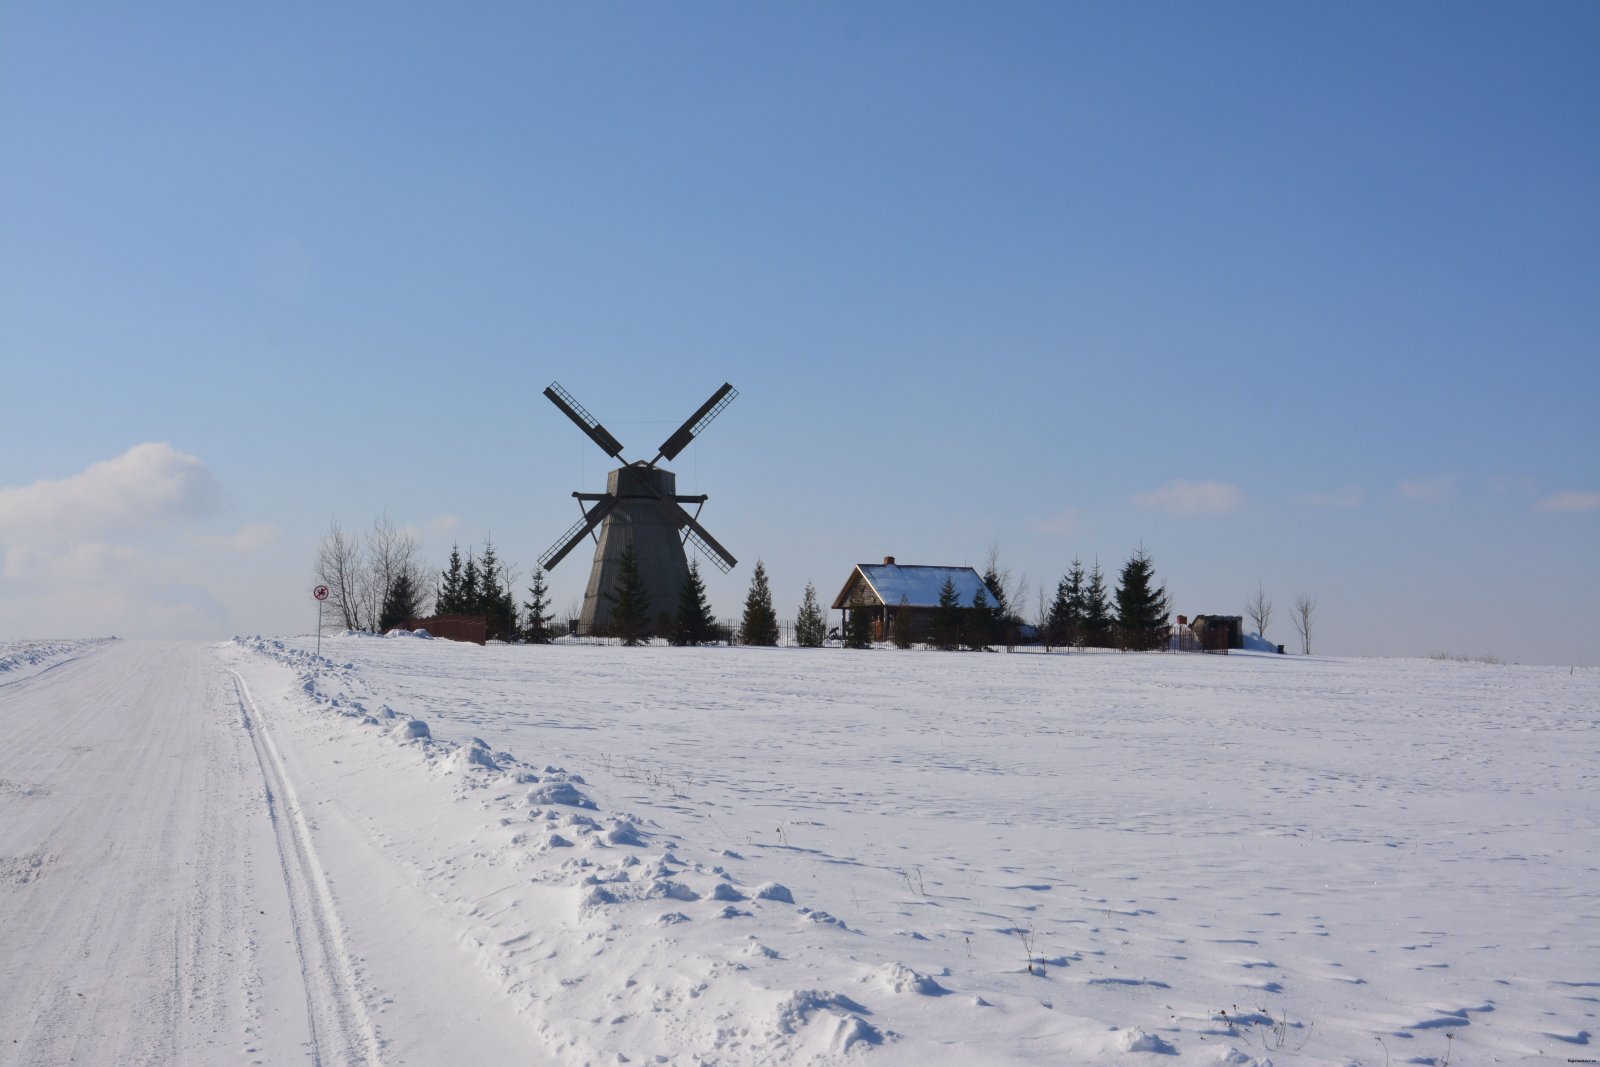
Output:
[313,584,330,601]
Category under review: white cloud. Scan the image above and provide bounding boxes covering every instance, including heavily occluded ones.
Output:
[194,522,281,552]
[0,444,242,639]
[0,442,221,537]
[3,542,140,583]
[1297,486,1366,508]
[1134,480,1243,515]
[1536,490,1600,512]
[401,514,461,543]
[1394,474,1458,502]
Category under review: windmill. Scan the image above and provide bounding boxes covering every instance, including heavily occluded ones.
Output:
[538,381,739,635]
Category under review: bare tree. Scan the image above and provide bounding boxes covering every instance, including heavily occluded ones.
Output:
[1292,594,1315,655]
[1246,581,1273,638]
[1035,587,1052,652]
[361,515,400,632]
[983,542,1029,651]
[317,515,432,633]
[316,521,365,631]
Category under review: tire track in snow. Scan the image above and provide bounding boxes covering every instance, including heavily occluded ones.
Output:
[229,669,383,1067]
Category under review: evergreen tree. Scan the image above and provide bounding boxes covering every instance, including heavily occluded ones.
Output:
[671,561,719,646]
[523,568,555,644]
[1047,558,1087,650]
[604,539,653,646]
[982,564,1009,625]
[462,551,481,615]
[965,586,994,651]
[379,572,420,633]
[436,544,465,615]
[845,606,873,648]
[1115,546,1171,652]
[478,539,519,641]
[930,578,962,651]
[794,581,827,648]
[1046,576,1069,650]
[1081,559,1114,648]
[738,560,780,646]
[891,596,914,649]
[1064,558,1087,646]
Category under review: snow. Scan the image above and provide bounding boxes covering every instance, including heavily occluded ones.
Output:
[849,563,993,607]
[2,636,1597,1064]
[0,637,113,684]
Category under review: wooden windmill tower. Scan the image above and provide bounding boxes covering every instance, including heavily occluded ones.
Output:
[537,381,739,635]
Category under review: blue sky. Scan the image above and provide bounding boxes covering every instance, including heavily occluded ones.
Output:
[2,2,1596,664]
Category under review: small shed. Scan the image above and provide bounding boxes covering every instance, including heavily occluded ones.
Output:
[1188,614,1243,652]
[404,615,487,645]
[831,557,993,642]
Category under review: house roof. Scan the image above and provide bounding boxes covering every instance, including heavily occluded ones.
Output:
[831,563,993,610]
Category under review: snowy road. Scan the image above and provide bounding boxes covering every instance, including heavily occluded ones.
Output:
[0,641,541,1067]
[0,641,303,1064]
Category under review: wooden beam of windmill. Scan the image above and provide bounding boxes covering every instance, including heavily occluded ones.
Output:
[653,383,737,464]
[652,496,738,573]
[544,381,625,459]
[538,495,619,571]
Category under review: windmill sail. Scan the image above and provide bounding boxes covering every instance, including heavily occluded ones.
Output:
[538,496,618,570]
[654,497,737,573]
[656,383,737,462]
[545,382,625,459]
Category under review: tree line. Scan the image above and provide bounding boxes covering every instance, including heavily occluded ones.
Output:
[315,518,536,642]
[318,519,1307,654]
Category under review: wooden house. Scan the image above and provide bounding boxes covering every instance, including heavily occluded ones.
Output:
[831,556,994,642]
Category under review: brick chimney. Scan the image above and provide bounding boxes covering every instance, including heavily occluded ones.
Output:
[883,555,896,565]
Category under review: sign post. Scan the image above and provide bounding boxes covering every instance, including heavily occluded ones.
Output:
[313,584,330,656]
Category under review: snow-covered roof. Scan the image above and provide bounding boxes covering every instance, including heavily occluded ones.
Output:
[832,564,992,610]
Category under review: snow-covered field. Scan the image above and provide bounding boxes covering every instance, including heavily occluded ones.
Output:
[1,637,1595,1065]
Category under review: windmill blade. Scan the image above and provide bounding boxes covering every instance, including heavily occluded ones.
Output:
[538,496,618,570]
[654,497,737,573]
[545,382,625,459]
[656,383,737,463]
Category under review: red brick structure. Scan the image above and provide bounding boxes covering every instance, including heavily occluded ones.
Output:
[404,615,487,645]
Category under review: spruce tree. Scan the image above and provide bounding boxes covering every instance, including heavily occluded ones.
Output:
[462,552,481,616]
[965,586,994,651]
[930,577,962,651]
[1046,576,1070,650]
[478,539,518,641]
[1115,546,1171,652]
[604,539,653,646]
[1064,558,1087,647]
[1081,559,1114,648]
[523,568,555,644]
[671,560,718,646]
[379,572,420,633]
[982,565,1009,626]
[738,560,780,646]
[436,544,465,615]
[1048,558,1087,650]
[794,581,827,648]
[891,596,914,649]
[845,607,873,648]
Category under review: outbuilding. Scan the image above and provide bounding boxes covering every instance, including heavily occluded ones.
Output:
[831,556,993,642]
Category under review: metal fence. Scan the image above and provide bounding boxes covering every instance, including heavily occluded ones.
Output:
[554,619,1231,653]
